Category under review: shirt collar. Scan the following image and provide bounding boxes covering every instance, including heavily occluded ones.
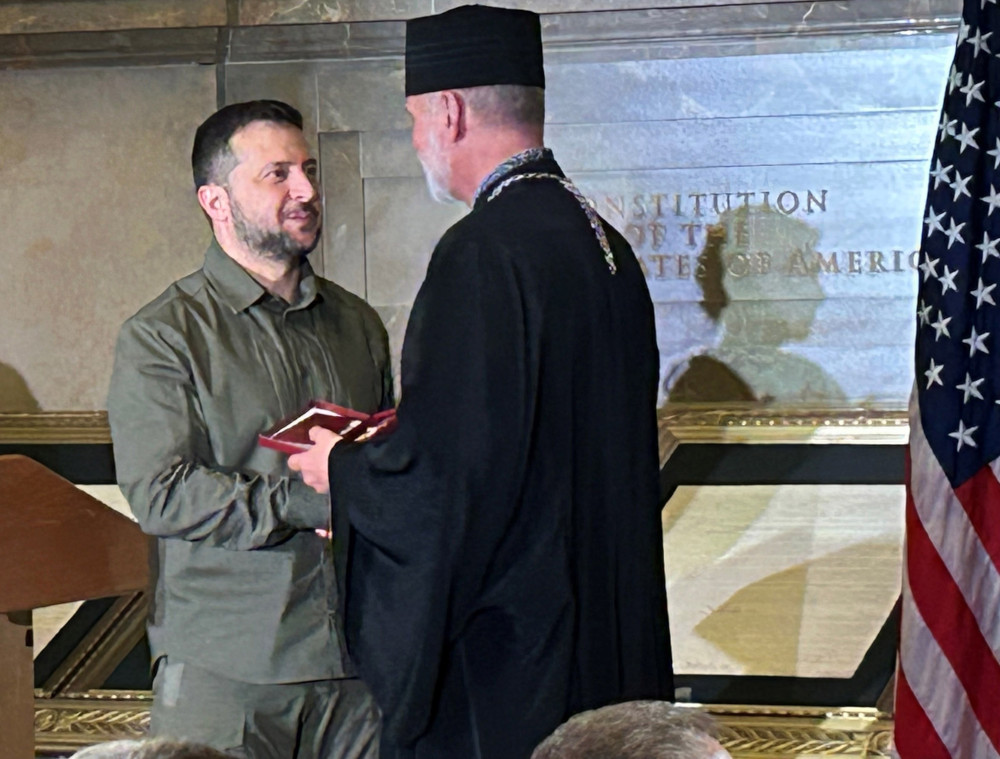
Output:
[473,146,553,206]
[203,239,320,313]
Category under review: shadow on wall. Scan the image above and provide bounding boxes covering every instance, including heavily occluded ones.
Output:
[0,361,41,412]
[664,205,845,405]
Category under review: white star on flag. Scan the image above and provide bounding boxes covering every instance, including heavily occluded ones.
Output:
[988,137,1000,168]
[939,113,958,138]
[971,276,997,308]
[957,373,986,401]
[981,185,1000,215]
[948,419,978,450]
[976,231,1000,261]
[930,160,953,190]
[960,76,986,106]
[931,311,953,340]
[918,300,933,326]
[939,265,960,294]
[965,29,993,57]
[958,18,971,42]
[963,325,990,356]
[951,170,973,201]
[949,63,963,93]
[920,255,940,282]
[957,122,981,152]
[925,358,945,388]
[924,206,946,236]
[944,218,967,248]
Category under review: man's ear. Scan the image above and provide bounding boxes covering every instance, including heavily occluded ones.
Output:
[197,184,230,222]
[441,90,467,143]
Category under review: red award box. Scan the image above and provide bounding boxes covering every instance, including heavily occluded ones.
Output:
[259,400,397,454]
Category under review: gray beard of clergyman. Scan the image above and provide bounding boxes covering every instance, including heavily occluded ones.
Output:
[229,192,321,262]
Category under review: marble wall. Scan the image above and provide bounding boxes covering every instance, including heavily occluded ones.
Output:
[0,0,959,412]
[222,0,956,408]
[0,65,215,411]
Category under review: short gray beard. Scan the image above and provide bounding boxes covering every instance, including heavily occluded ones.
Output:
[419,133,460,205]
[229,192,319,262]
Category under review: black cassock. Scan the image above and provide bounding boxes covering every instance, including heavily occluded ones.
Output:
[328,153,673,759]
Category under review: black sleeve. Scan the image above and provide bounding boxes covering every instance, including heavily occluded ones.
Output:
[328,234,531,744]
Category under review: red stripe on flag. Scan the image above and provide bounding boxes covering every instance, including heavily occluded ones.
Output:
[894,666,953,759]
[954,465,1000,572]
[905,486,1000,753]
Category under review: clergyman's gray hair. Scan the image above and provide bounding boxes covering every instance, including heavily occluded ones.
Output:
[70,739,230,759]
[459,84,545,128]
[531,701,728,759]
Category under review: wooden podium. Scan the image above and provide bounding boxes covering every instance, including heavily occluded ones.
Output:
[0,455,148,759]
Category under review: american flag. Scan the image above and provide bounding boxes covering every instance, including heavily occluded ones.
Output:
[900,1,1000,757]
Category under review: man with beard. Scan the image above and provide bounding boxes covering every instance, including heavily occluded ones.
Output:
[108,100,391,758]
[289,7,673,759]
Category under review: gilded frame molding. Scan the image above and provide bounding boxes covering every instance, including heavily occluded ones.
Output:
[659,405,910,447]
[0,408,909,448]
[33,697,894,757]
[0,412,110,445]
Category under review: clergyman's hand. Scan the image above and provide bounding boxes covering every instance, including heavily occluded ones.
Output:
[288,426,341,494]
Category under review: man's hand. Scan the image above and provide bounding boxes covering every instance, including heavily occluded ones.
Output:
[288,426,341,494]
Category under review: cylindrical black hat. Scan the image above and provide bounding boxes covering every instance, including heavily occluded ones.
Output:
[405,5,545,97]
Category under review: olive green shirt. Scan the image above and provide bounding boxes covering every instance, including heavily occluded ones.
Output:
[108,241,393,684]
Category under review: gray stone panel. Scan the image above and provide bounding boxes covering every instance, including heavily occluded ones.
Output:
[572,159,932,304]
[362,111,940,181]
[229,21,405,63]
[0,65,216,411]
[547,111,937,173]
[374,303,411,400]
[225,61,321,138]
[538,0,958,45]
[320,131,366,298]
[0,0,225,34]
[437,0,839,12]
[658,298,915,406]
[317,60,407,133]
[239,0,429,24]
[545,44,954,124]
[0,28,219,69]
[363,178,465,306]
[361,130,420,178]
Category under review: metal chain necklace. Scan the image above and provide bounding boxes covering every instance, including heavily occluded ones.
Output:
[485,172,617,275]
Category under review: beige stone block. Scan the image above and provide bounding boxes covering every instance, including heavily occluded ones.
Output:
[363,178,465,306]
[436,0,787,11]
[360,129,421,179]
[225,62,320,139]
[373,304,410,402]
[317,60,407,133]
[320,132,366,299]
[238,0,429,25]
[0,0,225,35]
[0,65,216,411]
[0,28,219,69]
[544,44,952,125]
[229,21,405,63]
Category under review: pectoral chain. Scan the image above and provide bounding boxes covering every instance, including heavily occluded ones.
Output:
[485,173,617,275]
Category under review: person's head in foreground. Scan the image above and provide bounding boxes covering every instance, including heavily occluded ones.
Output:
[531,701,732,759]
[404,3,546,205]
[70,738,230,759]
